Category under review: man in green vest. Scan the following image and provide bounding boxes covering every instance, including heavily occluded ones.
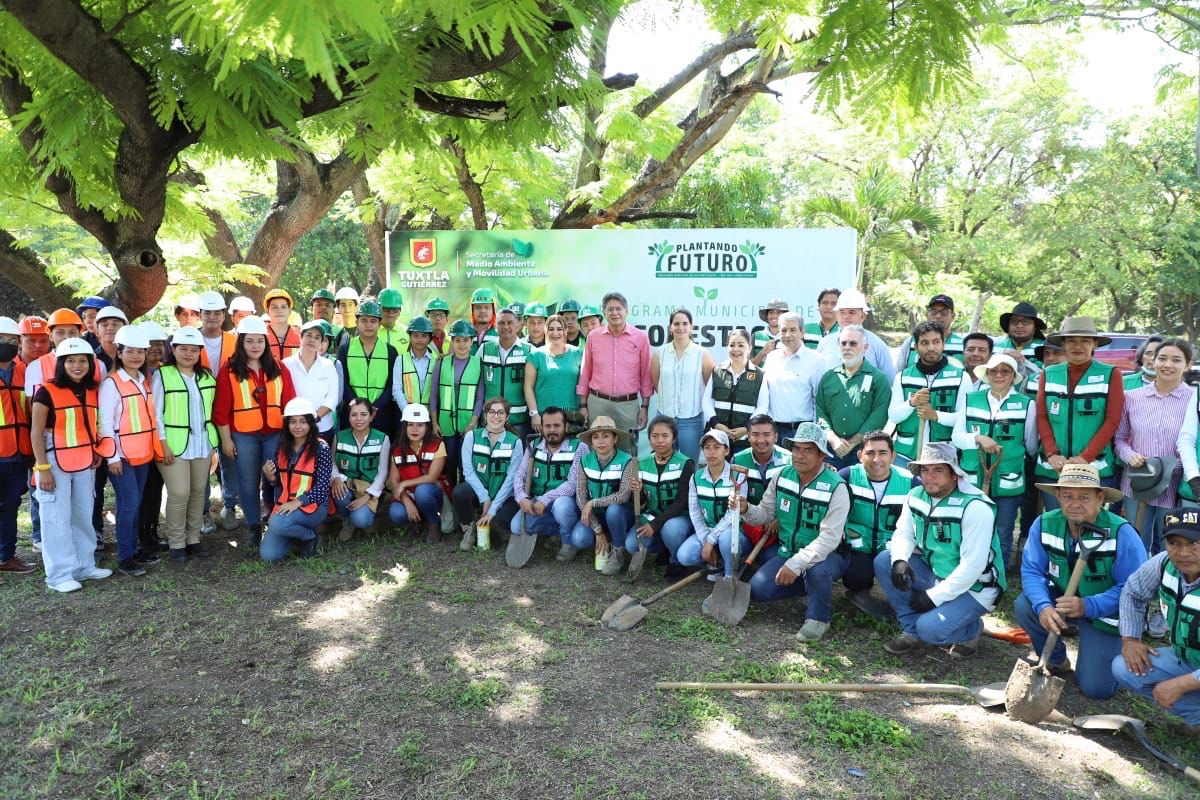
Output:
[887,320,969,465]
[469,288,499,354]
[895,294,965,370]
[523,302,549,348]
[803,288,840,350]
[429,319,483,484]
[510,407,586,559]
[559,299,583,347]
[480,307,531,437]
[994,301,1047,374]
[875,443,1004,657]
[336,300,398,435]
[378,288,409,354]
[752,299,787,365]
[1016,464,1146,698]
[390,316,438,413]
[816,324,891,468]
[425,297,451,358]
[1114,507,1200,729]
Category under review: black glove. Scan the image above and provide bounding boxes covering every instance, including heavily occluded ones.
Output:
[891,560,914,592]
[909,589,936,613]
[1189,477,1200,500]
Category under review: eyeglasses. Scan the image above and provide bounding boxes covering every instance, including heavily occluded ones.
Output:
[485,409,506,416]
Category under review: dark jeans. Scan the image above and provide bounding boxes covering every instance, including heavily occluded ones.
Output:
[140,464,164,553]
[449,483,518,533]
[443,434,464,485]
[109,460,149,562]
[0,461,27,561]
[92,460,108,537]
[842,550,877,592]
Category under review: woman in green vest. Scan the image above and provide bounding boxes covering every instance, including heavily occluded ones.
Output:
[429,320,483,484]
[679,429,746,575]
[525,315,584,435]
[331,397,389,541]
[453,396,524,551]
[571,416,635,576]
[628,416,695,573]
[952,352,1037,565]
[1124,336,1162,391]
[152,327,218,561]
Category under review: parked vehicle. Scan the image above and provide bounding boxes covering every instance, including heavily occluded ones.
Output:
[1094,334,1149,374]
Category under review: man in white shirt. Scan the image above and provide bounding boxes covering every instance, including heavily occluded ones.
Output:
[762,312,827,444]
[815,288,896,383]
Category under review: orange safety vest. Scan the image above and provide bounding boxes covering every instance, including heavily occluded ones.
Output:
[266,325,301,363]
[273,442,329,514]
[199,331,238,372]
[228,370,283,433]
[42,381,115,472]
[0,360,32,458]
[391,440,452,496]
[107,370,163,466]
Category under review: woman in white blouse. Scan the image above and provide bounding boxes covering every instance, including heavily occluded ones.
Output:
[284,320,340,444]
[651,309,714,461]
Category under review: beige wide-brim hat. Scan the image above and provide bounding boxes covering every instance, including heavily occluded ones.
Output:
[1046,317,1112,347]
[579,416,630,447]
[758,299,788,322]
[907,442,967,478]
[1035,463,1124,503]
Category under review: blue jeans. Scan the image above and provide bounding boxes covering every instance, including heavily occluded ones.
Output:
[218,449,239,513]
[231,431,280,527]
[993,495,1021,567]
[872,550,988,645]
[626,516,689,556]
[334,492,377,530]
[674,533,707,567]
[0,461,26,561]
[750,552,849,623]
[511,495,579,539]
[260,505,328,562]
[1015,592,1120,699]
[1124,499,1169,555]
[827,445,862,471]
[658,517,697,563]
[674,413,704,463]
[570,503,633,550]
[716,528,752,578]
[1112,649,1200,725]
[108,460,149,561]
[388,483,443,526]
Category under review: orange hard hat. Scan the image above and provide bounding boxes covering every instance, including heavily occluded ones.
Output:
[47,308,84,329]
[18,316,48,335]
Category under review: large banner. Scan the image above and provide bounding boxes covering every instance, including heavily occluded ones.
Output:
[386,229,855,354]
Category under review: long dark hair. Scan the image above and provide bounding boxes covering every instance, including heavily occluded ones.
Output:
[396,419,439,461]
[114,345,149,378]
[229,333,281,381]
[51,353,98,389]
[279,413,320,463]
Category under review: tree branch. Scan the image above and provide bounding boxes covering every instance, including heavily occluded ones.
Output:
[614,210,697,223]
[442,137,488,229]
[633,31,759,119]
[0,229,77,312]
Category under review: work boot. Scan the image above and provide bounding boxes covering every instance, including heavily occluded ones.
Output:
[556,543,578,562]
[186,542,210,558]
[169,548,187,563]
[424,524,441,545]
[245,525,262,550]
[459,524,475,551]
[948,631,981,659]
[795,620,830,642]
[601,548,626,576]
[338,519,355,543]
[220,507,239,530]
[884,632,924,655]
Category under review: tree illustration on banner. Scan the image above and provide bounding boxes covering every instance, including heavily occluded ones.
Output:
[694,286,719,315]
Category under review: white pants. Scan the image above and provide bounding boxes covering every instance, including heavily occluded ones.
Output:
[38,464,97,586]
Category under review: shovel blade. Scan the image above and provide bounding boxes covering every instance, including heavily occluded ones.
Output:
[600,594,639,624]
[1073,714,1138,733]
[971,682,1008,708]
[709,578,752,626]
[505,532,538,568]
[603,603,648,631]
[626,546,649,581]
[1004,659,1065,723]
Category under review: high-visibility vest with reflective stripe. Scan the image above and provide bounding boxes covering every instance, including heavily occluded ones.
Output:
[582,449,632,499]
[845,464,911,555]
[345,337,391,404]
[775,465,844,558]
[1160,559,1200,666]
[637,451,690,525]
[960,390,1031,498]
[228,371,283,433]
[397,352,437,406]
[529,438,579,497]
[469,430,519,499]
[199,332,237,372]
[994,336,1044,367]
[1039,509,1124,634]
[275,444,321,513]
[0,360,31,458]
[732,446,789,506]
[392,440,451,495]
[905,333,965,367]
[803,321,837,350]
[1037,360,1116,479]
[381,325,409,355]
[710,364,764,431]
[42,381,115,472]
[430,333,451,359]
[693,467,735,528]
[335,429,386,483]
[107,370,162,465]
[908,487,1005,594]
[159,366,218,456]
[894,360,964,459]
[34,352,101,395]
[437,356,481,436]
[752,329,775,357]
[267,325,301,362]
[480,340,530,423]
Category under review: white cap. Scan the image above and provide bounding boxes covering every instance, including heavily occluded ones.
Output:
[114,326,150,349]
[335,287,360,303]
[197,291,226,312]
[283,397,316,418]
[138,321,168,342]
[401,403,431,423]
[55,338,94,358]
[171,327,204,347]
[699,428,730,448]
[973,352,1021,383]
[96,306,129,324]
[237,316,268,336]
[834,288,871,312]
[0,316,18,336]
[175,294,201,312]
[300,320,325,334]
[228,296,256,314]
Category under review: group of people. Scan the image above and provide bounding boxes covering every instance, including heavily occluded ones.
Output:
[1,283,1198,730]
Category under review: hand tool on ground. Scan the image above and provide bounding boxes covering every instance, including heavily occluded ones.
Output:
[505,442,539,568]
[625,488,648,579]
[702,466,755,624]
[601,569,708,631]
[654,680,1006,707]
[1073,714,1200,784]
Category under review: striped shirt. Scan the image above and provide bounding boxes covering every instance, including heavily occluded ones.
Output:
[1115,382,1194,507]
[1119,552,1200,679]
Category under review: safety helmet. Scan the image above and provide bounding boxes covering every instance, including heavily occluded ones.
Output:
[47,308,84,329]
[197,291,226,312]
[76,296,110,313]
[96,306,129,324]
[55,338,94,358]
[236,316,268,336]
[170,327,204,347]
[448,319,475,338]
[300,319,325,336]
[406,317,434,334]
[335,287,360,303]
[0,317,18,336]
[524,303,548,319]
[424,297,450,314]
[357,300,382,319]
[263,288,293,308]
[310,288,335,304]
[559,299,581,314]
[138,321,168,342]
[507,301,526,317]
[174,294,201,312]
[470,288,495,305]
[282,397,316,418]
[579,305,602,320]
[318,320,334,339]
[114,326,150,349]
[401,403,431,423]
[228,296,256,314]
[17,316,47,336]
[378,288,404,309]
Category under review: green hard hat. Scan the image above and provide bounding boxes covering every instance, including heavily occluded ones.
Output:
[310,288,335,303]
[407,316,434,334]
[378,288,404,309]
[357,300,382,319]
[524,302,548,318]
[449,319,475,338]
[318,320,334,338]
[579,304,602,320]
[470,288,495,305]
[507,301,526,317]
[559,299,581,313]
[425,297,450,314]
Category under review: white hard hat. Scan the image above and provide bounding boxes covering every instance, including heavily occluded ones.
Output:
[335,287,360,303]
[96,306,129,324]
[283,397,316,418]
[0,316,18,336]
[228,296,256,314]
[55,338,95,358]
[175,294,201,312]
[237,316,268,336]
[401,403,431,423]
[197,291,226,312]
[138,321,168,342]
[834,288,871,312]
[170,327,204,347]
[114,326,150,349]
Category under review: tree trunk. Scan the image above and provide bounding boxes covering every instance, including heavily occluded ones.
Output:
[351,174,389,294]
[0,229,77,313]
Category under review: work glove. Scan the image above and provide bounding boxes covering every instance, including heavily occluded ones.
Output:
[1189,477,1200,500]
[909,589,936,613]
[890,560,914,592]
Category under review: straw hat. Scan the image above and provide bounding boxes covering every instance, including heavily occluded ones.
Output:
[1034,463,1124,503]
[579,416,630,447]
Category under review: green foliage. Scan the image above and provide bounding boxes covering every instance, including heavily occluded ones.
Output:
[798,695,915,750]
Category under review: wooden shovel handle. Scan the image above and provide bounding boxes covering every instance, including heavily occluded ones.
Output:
[1037,535,1097,669]
[639,568,707,606]
[656,681,974,697]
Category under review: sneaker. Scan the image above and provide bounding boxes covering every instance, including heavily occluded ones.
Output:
[169,548,188,563]
[48,579,83,593]
[555,543,579,563]
[948,632,982,659]
[201,514,217,535]
[796,620,830,642]
[706,569,721,582]
[134,551,160,566]
[1148,610,1168,639]
[601,548,626,576]
[220,508,239,530]
[459,524,475,552]
[186,542,210,558]
[31,540,41,553]
[117,558,147,578]
[0,556,36,573]
[77,567,112,581]
[339,519,356,543]
[884,633,924,655]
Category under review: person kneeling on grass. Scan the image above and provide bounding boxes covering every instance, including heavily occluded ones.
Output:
[331,397,389,542]
[874,442,1005,658]
[733,422,851,642]
[628,416,695,575]
[388,403,450,543]
[511,407,587,560]
[677,429,746,579]
[454,397,523,551]
[571,416,636,576]
[259,398,332,562]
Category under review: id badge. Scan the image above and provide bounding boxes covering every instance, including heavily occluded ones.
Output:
[1048,561,1060,579]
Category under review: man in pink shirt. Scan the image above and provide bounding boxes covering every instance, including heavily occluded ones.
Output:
[575,292,652,454]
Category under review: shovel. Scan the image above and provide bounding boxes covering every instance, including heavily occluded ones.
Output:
[505,445,538,568]
[1072,714,1200,784]
[1005,521,1108,723]
[625,491,648,580]
[703,466,754,624]
[655,680,1006,708]
[600,569,708,632]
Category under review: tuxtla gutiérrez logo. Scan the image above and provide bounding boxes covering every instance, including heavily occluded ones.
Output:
[649,238,764,278]
[410,238,437,267]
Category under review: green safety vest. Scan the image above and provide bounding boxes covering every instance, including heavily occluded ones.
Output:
[345,337,391,404]
[1036,360,1116,479]
[709,364,765,431]
[775,465,845,559]
[158,365,218,457]
[1159,559,1200,667]
[894,360,964,459]
[693,467,736,528]
[909,486,1006,594]
[381,325,409,354]
[437,356,481,436]
[470,326,499,355]
[844,464,911,555]
[905,333,964,367]
[1039,509,1123,634]
[480,340,530,423]
[334,428,386,483]
[469,429,519,499]
[636,451,691,524]
[582,449,632,499]
[397,352,437,406]
[752,329,775,357]
[1123,371,1150,392]
[529,437,579,497]
[803,321,837,350]
[960,389,1032,498]
[732,446,789,506]
[994,336,1044,366]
